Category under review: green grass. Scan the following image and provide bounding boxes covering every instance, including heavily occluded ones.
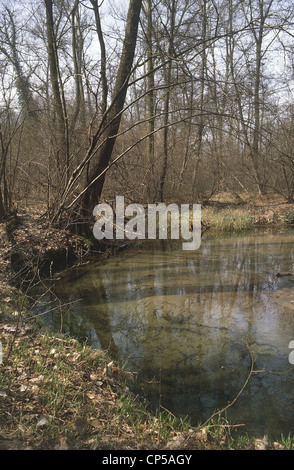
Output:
[0,324,198,449]
[1,309,293,450]
[202,207,254,233]
[284,210,294,225]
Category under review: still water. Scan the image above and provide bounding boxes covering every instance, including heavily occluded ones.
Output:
[38,230,294,439]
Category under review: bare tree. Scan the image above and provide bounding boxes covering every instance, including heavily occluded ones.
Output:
[44,0,70,185]
[52,0,143,226]
[0,7,34,115]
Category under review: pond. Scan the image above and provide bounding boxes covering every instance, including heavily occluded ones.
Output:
[35,229,294,439]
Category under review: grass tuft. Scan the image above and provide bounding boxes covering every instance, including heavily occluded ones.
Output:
[202,207,254,233]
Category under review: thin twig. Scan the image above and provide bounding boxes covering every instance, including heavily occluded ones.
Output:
[184,340,258,444]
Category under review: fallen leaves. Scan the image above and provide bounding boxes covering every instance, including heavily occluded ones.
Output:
[36,416,50,429]
[0,322,139,450]
[2,322,33,337]
[254,436,269,450]
[54,436,69,450]
[164,433,186,450]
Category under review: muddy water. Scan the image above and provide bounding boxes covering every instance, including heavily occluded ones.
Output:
[41,230,294,439]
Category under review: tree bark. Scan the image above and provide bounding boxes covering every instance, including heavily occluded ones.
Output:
[78,0,143,220]
[70,0,86,130]
[145,0,156,202]
[159,0,176,202]
[90,0,108,116]
[44,0,69,182]
[0,7,34,115]
[192,0,207,198]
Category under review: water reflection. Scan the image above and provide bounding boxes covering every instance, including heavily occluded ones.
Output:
[39,230,294,438]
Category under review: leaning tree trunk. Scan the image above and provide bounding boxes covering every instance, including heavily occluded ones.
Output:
[77,0,143,222]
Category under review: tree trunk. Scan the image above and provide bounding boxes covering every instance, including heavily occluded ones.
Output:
[0,7,35,116]
[145,0,156,202]
[192,0,207,199]
[90,0,108,116]
[71,0,86,130]
[78,0,143,221]
[44,0,69,183]
[159,0,176,202]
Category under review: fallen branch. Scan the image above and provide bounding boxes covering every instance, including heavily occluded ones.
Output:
[185,340,259,444]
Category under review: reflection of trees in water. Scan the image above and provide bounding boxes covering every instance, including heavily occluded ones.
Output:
[44,233,294,434]
[53,234,294,367]
[33,294,91,345]
[39,272,120,357]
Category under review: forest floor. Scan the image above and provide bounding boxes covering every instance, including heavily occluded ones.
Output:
[0,192,294,450]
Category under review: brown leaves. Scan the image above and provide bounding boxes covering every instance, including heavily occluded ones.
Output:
[0,323,137,449]
[164,433,186,450]
[254,436,269,450]
[2,321,33,337]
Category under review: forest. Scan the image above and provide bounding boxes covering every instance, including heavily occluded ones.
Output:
[1,0,294,230]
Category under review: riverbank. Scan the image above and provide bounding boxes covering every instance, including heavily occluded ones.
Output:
[202,191,294,232]
[1,194,294,450]
[0,303,289,451]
